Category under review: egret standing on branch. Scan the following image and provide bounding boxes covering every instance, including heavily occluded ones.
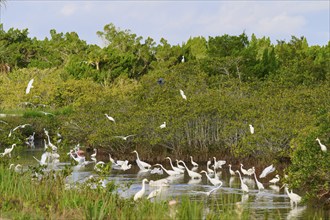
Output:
[26,79,34,94]
[114,134,136,141]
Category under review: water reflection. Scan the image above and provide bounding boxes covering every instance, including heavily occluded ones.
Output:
[15,148,321,219]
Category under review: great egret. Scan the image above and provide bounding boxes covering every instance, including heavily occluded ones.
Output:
[206,160,215,174]
[91,148,97,158]
[235,170,249,193]
[165,157,184,174]
[33,152,50,165]
[228,164,236,176]
[147,186,163,199]
[155,163,181,176]
[283,184,302,208]
[181,55,185,63]
[179,160,202,179]
[149,178,170,187]
[26,78,34,94]
[134,178,148,201]
[192,183,222,197]
[201,170,222,186]
[249,124,254,134]
[253,172,264,190]
[114,134,136,141]
[240,164,249,175]
[259,164,276,178]
[269,174,280,185]
[179,89,187,100]
[160,122,166,129]
[132,150,151,170]
[176,159,185,170]
[190,156,198,167]
[213,157,226,169]
[105,114,115,123]
[9,164,23,172]
[316,138,327,152]
[44,128,57,151]
[25,132,35,148]
[94,161,105,172]
[0,144,16,157]
[246,167,255,176]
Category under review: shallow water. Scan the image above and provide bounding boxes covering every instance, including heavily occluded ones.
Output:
[15,148,328,219]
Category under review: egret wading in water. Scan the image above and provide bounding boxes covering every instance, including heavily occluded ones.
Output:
[269,174,280,185]
[283,184,302,208]
[0,144,16,157]
[134,178,148,201]
[179,160,202,179]
[26,78,34,94]
[235,170,249,193]
[200,170,222,186]
[132,150,151,170]
[316,138,327,152]
[190,156,199,167]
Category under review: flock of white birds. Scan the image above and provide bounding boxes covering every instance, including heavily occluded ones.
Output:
[1,77,328,211]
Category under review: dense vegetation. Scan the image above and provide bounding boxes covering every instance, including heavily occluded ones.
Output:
[0,23,329,207]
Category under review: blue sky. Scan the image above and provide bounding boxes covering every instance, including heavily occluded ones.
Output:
[1,1,329,46]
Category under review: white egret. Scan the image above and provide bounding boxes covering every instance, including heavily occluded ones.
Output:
[160,122,166,129]
[240,164,249,175]
[150,167,164,175]
[235,170,249,193]
[181,55,185,63]
[283,184,302,208]
[179,160,202,179]
[134,178,148,201]
[0,144,16,157]
[40,111,54,116]
[228,164,236,176]
[114,134,136,141]
[246,167,255,176]
[149,178,170,187]
[176,159,185,170]
[155,164,181,176]
[206,160,215,175]
[105,114,115,123]
[44,128,57,151]
[249,124,254,134]
[33,152,50,165]
[91,148,97,158]
[25,132,35,148]
[259,164,276,178]
[192,184,222,197]
[316,138,327,152]
[165,157,184,174]
[147,186,163,199]
[190,156,198,167]
[94,161,105,172]
[201,170,222,186]
[9,164,23,172]
[179,89,187,100]
[132,150,151,170]
[120,160,132,171]
[269,174,280,185]
[26,78,34,94]
[213,157,226,169]
[253,172,264,190]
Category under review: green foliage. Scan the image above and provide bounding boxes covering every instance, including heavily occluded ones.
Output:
[287,111,330,207]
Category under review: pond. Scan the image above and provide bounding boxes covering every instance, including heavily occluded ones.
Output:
[14,147,328,219]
